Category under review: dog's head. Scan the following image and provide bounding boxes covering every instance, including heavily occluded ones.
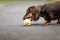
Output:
[23,6,41,21]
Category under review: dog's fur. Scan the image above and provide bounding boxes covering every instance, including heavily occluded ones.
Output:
[23,1,60,25]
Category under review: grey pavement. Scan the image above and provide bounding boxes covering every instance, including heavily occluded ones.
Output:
[0,1,60,40]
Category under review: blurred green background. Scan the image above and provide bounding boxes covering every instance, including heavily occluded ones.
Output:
[0,0,60,5]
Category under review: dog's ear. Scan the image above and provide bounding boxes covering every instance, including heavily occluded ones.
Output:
[34,13,40,21]
[34,6,41,21]
[36,13,39,18]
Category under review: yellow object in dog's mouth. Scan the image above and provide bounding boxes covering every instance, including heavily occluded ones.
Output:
[24,19,32,26]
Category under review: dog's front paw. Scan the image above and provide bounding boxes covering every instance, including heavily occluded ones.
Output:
[44,21,51,26]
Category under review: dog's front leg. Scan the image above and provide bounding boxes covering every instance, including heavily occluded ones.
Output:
[44,20,51,26]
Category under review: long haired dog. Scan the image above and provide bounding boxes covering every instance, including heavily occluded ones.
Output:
[23,1,60,25]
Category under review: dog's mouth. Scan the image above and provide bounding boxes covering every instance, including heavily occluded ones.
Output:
[29,18,32,21]
[27,17,32,21]
[23,17,32,21]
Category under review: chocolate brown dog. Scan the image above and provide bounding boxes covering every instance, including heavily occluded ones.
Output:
[23,1,60,25]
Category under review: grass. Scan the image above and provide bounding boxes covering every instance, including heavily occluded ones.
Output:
[46,0,60,3]
[0,0,36,4]
[0,0,60,5]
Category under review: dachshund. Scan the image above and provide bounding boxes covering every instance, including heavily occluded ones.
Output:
[23,1,60,25]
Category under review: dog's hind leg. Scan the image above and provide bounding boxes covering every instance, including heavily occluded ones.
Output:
[57,18,60,24]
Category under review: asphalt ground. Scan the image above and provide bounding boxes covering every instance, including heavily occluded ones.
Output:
[0,1,60,40]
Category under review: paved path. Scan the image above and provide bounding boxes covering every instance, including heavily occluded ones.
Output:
[0,1,60,40]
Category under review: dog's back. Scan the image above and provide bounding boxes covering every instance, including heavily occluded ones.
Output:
[42,1,60,20]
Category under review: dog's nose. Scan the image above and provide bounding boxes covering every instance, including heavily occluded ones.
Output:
[23,17,25,20]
